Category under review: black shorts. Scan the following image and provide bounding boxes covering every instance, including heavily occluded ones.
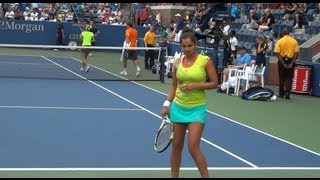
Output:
[81,46,90,53]
[124,50,138,60]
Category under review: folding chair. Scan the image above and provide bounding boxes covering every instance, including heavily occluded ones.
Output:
[235,64,257,96]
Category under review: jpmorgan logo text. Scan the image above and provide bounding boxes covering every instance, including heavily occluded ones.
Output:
[0,20,44,33]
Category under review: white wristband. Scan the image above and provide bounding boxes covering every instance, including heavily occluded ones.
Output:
[163,100,171,107]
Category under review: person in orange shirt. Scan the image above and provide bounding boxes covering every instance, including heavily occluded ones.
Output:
[120,21,141,76]
[143,25,156,70]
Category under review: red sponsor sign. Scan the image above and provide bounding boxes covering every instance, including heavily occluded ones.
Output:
[291,66,312,94]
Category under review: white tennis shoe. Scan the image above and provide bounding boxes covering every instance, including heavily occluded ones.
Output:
[120,70,127,76]
[85,65,90,72]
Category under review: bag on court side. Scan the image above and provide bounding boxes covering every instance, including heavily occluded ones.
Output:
[241,86,276,101]
[154,115,174,153]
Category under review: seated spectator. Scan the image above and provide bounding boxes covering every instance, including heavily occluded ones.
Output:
[241,9,259,31]
[166,26,176,42]
[5,7,15,19]
[293,3,306,28]
[14,8,24,20]
[64,9,74,22]
[194,4,216,33]
[157,25,168,41]
[140,5,151,27]
[282,3,297,21]
[283,3,305,28]
[258,8,275,32]
[221,46,252,84]
[30,8,39,21]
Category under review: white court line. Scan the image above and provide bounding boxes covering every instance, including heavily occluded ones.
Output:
[0,105,142,111]
[39,56,257,168]
[0,167,320,171]
[0,61,53,65]
[133,82,320,158]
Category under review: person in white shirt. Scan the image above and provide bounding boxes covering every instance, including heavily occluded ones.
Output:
[30,9,39,21]
[229,29,238,59]
[155,9,161,23]
[221,19,230,36]
[5,7,15,19]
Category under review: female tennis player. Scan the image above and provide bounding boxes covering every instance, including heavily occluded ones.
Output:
[160,28,218,178]
[80,25,95,72]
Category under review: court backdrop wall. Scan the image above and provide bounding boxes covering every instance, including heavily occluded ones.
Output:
[0,19,148,47]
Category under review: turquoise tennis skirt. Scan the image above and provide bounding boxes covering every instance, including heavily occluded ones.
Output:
[169,101,207,124]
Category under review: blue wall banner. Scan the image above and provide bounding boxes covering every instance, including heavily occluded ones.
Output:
[0,20,148,46]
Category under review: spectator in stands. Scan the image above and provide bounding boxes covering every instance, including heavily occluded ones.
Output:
[133,3,143,26]
[18,3,29,12]
[282,3,297,21]
[143,25,156,70]
[173,13,185,42]
[140,5,151,27]
[293,3,306,29]
[229,29,238,60]
[273,3,284,10]
[241,9,259,31]
[155,9,161,23]
[258,8,275,32]
[167,26,176,42]
[220,19,230,36]
[4,7,15,19]
[230,3,240,21]
[30,8,39,21]
[194,4,216,34]
[284,3,306,28]
[14,7,24,20]
[158,24,168,41]
[221,45,252,85]
[274,29,299,99]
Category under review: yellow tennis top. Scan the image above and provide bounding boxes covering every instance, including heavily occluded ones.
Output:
[81,31,94,46]
[173,54,209,107]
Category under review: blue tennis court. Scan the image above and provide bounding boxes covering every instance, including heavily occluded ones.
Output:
[1,53,320,177]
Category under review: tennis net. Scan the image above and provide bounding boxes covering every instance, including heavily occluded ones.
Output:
[0,44,165,82]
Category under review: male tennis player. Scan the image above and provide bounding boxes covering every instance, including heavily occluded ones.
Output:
[80,25,95,72]
[120,21,141,76]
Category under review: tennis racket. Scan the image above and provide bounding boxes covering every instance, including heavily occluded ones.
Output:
[154,115,174,153]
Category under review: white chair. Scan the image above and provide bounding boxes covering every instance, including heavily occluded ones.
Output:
[164,51,181,75]
[225,64,246,95]
[248,65,266,88]
[236,64,257,96]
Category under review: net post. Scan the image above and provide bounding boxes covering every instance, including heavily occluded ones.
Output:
[159,47,166,83]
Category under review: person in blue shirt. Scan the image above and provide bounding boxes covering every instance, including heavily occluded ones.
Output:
[221,46,252,84]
